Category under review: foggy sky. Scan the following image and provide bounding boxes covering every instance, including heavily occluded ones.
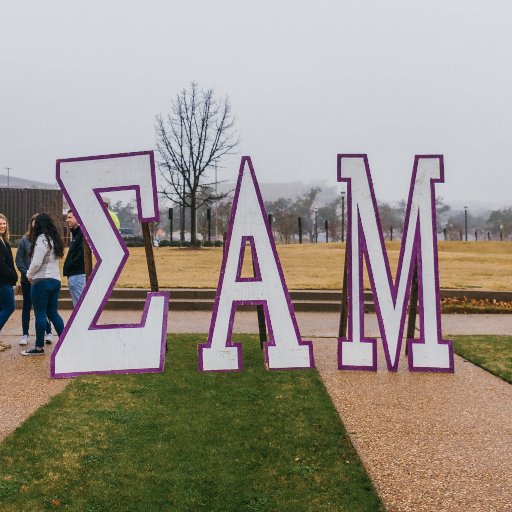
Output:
[1,1,511,207]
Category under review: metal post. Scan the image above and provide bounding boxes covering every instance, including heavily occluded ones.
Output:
[443,227,447,241]
[475,230,478,242]
[141,222,159,292]
[180,176,185,243]
[390,226,393,241]
[338,242,349,338]
[214,161,218,240]
[268,213,273,239]
[341,192,345,243]
[459,230,463,241]
[464,206,468,241]
[168,208,173,242]
[325,219,328,243]
[500,224,504,241]
[487,231,491,241]
[298,217,302,244]
[207,208,212,243]
[405,261,419,356]
[314,208,318,243]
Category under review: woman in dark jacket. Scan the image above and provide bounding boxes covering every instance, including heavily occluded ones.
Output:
[0,213,17,351]
[15,214,53,346]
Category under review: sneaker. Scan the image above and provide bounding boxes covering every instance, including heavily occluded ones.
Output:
[44,333,54,345]
[18,335,29,346]
[21,347,45,356]
[0,342,11,349]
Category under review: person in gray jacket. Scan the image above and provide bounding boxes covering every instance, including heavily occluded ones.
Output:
[21,213,65,356]
[15,214,53,346]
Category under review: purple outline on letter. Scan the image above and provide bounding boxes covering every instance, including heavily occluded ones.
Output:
[337,154,454,373]
[198,156,314,372]
[51,150,169,379]
[235,236,262,282]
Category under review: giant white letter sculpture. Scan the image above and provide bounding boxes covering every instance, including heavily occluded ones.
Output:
[339,154,453,372]
[199,157,314,371]
[52,151,169,378]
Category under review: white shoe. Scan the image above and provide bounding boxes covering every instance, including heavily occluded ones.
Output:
[18,335,28,346]
[44,333,54,344]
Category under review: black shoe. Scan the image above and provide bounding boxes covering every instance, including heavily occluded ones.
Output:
[21,347,45,356]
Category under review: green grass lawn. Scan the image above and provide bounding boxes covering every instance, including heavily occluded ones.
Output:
[0,334,383,512]
[453,335,512,384]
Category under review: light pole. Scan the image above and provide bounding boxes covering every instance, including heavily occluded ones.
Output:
[214,161,218,241]
[314,208,318,243]
[341,191,346,243]
[207,208,212,243]
[464,206,468,241]
[181,176,185,242]
[4,167,11,187]
[500,224,503,241]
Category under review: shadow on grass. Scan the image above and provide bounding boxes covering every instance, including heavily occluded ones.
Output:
[0,334,383,512]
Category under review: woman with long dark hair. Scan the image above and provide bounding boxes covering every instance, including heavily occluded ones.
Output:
[0,213,17,352]
[15,213,53,346]
[22,213,65,356]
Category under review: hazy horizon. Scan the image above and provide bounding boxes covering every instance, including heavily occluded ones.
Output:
[1,1,511,207]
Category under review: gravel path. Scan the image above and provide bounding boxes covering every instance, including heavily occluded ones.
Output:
[313,338,512,512]
[1,309,511,510]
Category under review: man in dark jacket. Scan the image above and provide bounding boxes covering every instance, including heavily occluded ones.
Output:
[63,210,85,306]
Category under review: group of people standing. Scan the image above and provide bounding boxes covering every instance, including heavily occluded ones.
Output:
[0,211,85,356]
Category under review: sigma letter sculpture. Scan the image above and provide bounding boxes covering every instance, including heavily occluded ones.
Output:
[51,151,453,378]
[51,152,169,378]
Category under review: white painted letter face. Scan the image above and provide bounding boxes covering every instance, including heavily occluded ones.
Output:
[198,157,314,372]
[51,151,168,378]
[338,155,453,373]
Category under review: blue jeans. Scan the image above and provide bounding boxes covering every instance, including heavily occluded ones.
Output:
[68,274,86,306]
[21,279,51,336]
[0,284,15,332]
[31,279,64,348]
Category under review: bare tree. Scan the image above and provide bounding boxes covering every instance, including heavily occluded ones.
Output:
[155,82,238,244]
[265,198,297,244]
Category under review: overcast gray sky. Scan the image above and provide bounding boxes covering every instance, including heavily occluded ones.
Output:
[1,1,510,207]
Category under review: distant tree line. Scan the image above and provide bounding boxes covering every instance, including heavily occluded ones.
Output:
[110,192,512,244]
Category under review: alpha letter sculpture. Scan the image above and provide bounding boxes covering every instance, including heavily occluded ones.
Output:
[338,154,453,372]
[198,157,314,371]
[52,151,168,378]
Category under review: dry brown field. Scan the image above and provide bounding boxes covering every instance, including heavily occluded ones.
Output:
[106,241,512,291]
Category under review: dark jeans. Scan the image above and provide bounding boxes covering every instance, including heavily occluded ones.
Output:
[21,279,51,336]
[31,279,64,348]
[0,284,15,332]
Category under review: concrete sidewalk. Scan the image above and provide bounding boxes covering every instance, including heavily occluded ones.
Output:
[106,310,512,337]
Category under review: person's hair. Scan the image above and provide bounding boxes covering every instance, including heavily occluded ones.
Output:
[0,213,10,242]
[29,213,65,259]
[25,213,39,237]
[67,209,74,215]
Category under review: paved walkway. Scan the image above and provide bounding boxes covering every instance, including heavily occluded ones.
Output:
[1,310,511,511]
